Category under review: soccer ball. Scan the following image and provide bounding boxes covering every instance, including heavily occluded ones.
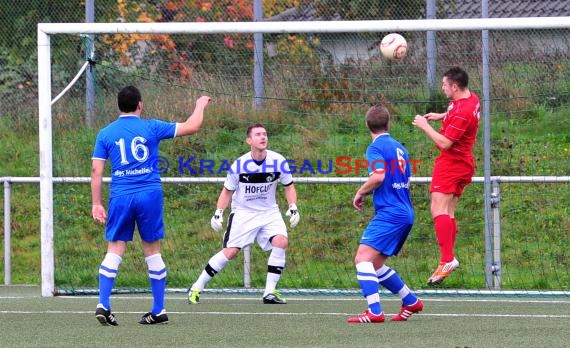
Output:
[380,33,407,61]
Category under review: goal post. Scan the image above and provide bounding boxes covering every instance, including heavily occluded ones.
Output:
[37,18,570,297]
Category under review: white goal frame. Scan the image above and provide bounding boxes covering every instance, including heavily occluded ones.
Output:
[37,17,570,296]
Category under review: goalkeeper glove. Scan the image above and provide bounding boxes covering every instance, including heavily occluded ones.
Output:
[285,203,300,228]
[210,208,224,232]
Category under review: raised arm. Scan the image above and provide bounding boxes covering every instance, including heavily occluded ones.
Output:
[175,96,211,137]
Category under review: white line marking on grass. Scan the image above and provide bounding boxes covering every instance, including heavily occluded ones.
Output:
[50,295,570,305]
[1,310,569,319]
[0,296,28,299]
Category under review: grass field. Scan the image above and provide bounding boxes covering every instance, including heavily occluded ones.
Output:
[1,286,569,348]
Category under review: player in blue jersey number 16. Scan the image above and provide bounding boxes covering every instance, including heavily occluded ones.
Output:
[91,85,210,326]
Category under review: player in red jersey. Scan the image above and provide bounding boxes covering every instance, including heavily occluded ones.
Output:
[412,67,480,285]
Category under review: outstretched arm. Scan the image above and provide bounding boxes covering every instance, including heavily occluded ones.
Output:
[175,96,211,137]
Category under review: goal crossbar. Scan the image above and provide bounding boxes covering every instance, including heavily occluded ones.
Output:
[38,17,570,35]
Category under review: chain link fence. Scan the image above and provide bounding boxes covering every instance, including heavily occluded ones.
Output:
[2,1,569,117]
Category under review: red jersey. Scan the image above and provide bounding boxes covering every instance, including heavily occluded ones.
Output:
[440,92,480,158]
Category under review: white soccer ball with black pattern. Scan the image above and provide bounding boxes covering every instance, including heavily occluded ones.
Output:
[380,33,407,61]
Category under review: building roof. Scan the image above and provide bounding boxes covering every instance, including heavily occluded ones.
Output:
[444,0,570,19]
[266,0,570,21]
[265,3,339,22]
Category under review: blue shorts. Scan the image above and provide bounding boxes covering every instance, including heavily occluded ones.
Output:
[360,213,413,257]
[105,189,165,243]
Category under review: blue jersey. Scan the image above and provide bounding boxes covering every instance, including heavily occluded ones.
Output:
[366,133,414,223]
[92,115,176,198]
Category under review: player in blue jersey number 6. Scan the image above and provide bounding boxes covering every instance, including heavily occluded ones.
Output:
[91,85,210,326]
[187,123,299,305]
[347,104,423,323]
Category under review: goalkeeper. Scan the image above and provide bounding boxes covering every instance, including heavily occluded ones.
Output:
[187,123,299,305]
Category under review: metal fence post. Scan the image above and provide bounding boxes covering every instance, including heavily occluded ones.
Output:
[491,178,502,289]
[3,179,11,285]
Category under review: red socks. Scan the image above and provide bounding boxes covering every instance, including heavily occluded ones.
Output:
[434,214,454,263]
[451,217,457,249]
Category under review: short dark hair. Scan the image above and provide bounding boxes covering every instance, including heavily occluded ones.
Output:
[246,123,265,137]
[365,104,390,133]
[444,66,469,89]
[117,85,141,113]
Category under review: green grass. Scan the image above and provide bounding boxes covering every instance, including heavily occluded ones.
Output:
[1,286,569,348]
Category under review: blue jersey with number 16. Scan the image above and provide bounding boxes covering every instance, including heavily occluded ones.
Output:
[92,115,176,198]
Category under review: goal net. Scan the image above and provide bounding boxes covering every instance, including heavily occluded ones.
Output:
[37,18,570,297]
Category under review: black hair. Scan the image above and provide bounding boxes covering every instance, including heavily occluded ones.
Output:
[117,85,141,113]
[443,67,469,89]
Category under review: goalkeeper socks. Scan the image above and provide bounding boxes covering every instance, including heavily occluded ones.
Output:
[192,251,229,291]
[146,253,167,315]
[376,265,418,307]
[434,214,454,263]
[98,253,122,310]
[264,247,286,296]
[356,262,382,315]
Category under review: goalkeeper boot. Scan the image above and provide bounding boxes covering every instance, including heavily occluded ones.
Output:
[138,310,169,325]
[427,258,460,286]
[391,298,424,321]
[263,290,287,304]
[347,309,385,323]
[187,289,200,304]
[95,304,119,326]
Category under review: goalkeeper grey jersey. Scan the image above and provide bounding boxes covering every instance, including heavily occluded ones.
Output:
[224,150,293,212]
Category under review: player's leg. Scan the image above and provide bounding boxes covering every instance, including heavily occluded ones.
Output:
[189,212,252,303]
[427,158,472,285]
[430,157,458,264]
[347,244,385,323]
[375,261,423,321]
[449,195,460,250]
[138,242,169,324]
[189,247,239,300]
[96,241,126,326]
[135,190,169,324]
[428,191,460,285]
[141,243,166,312]
[263,235,288,303]
[450,170,472,252]
[257,216,288,304]
[431,191,456,262]
[96,195,134,326]
[370,223,423,321]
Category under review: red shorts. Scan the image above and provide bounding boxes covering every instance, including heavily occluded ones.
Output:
[430,155,475,196]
